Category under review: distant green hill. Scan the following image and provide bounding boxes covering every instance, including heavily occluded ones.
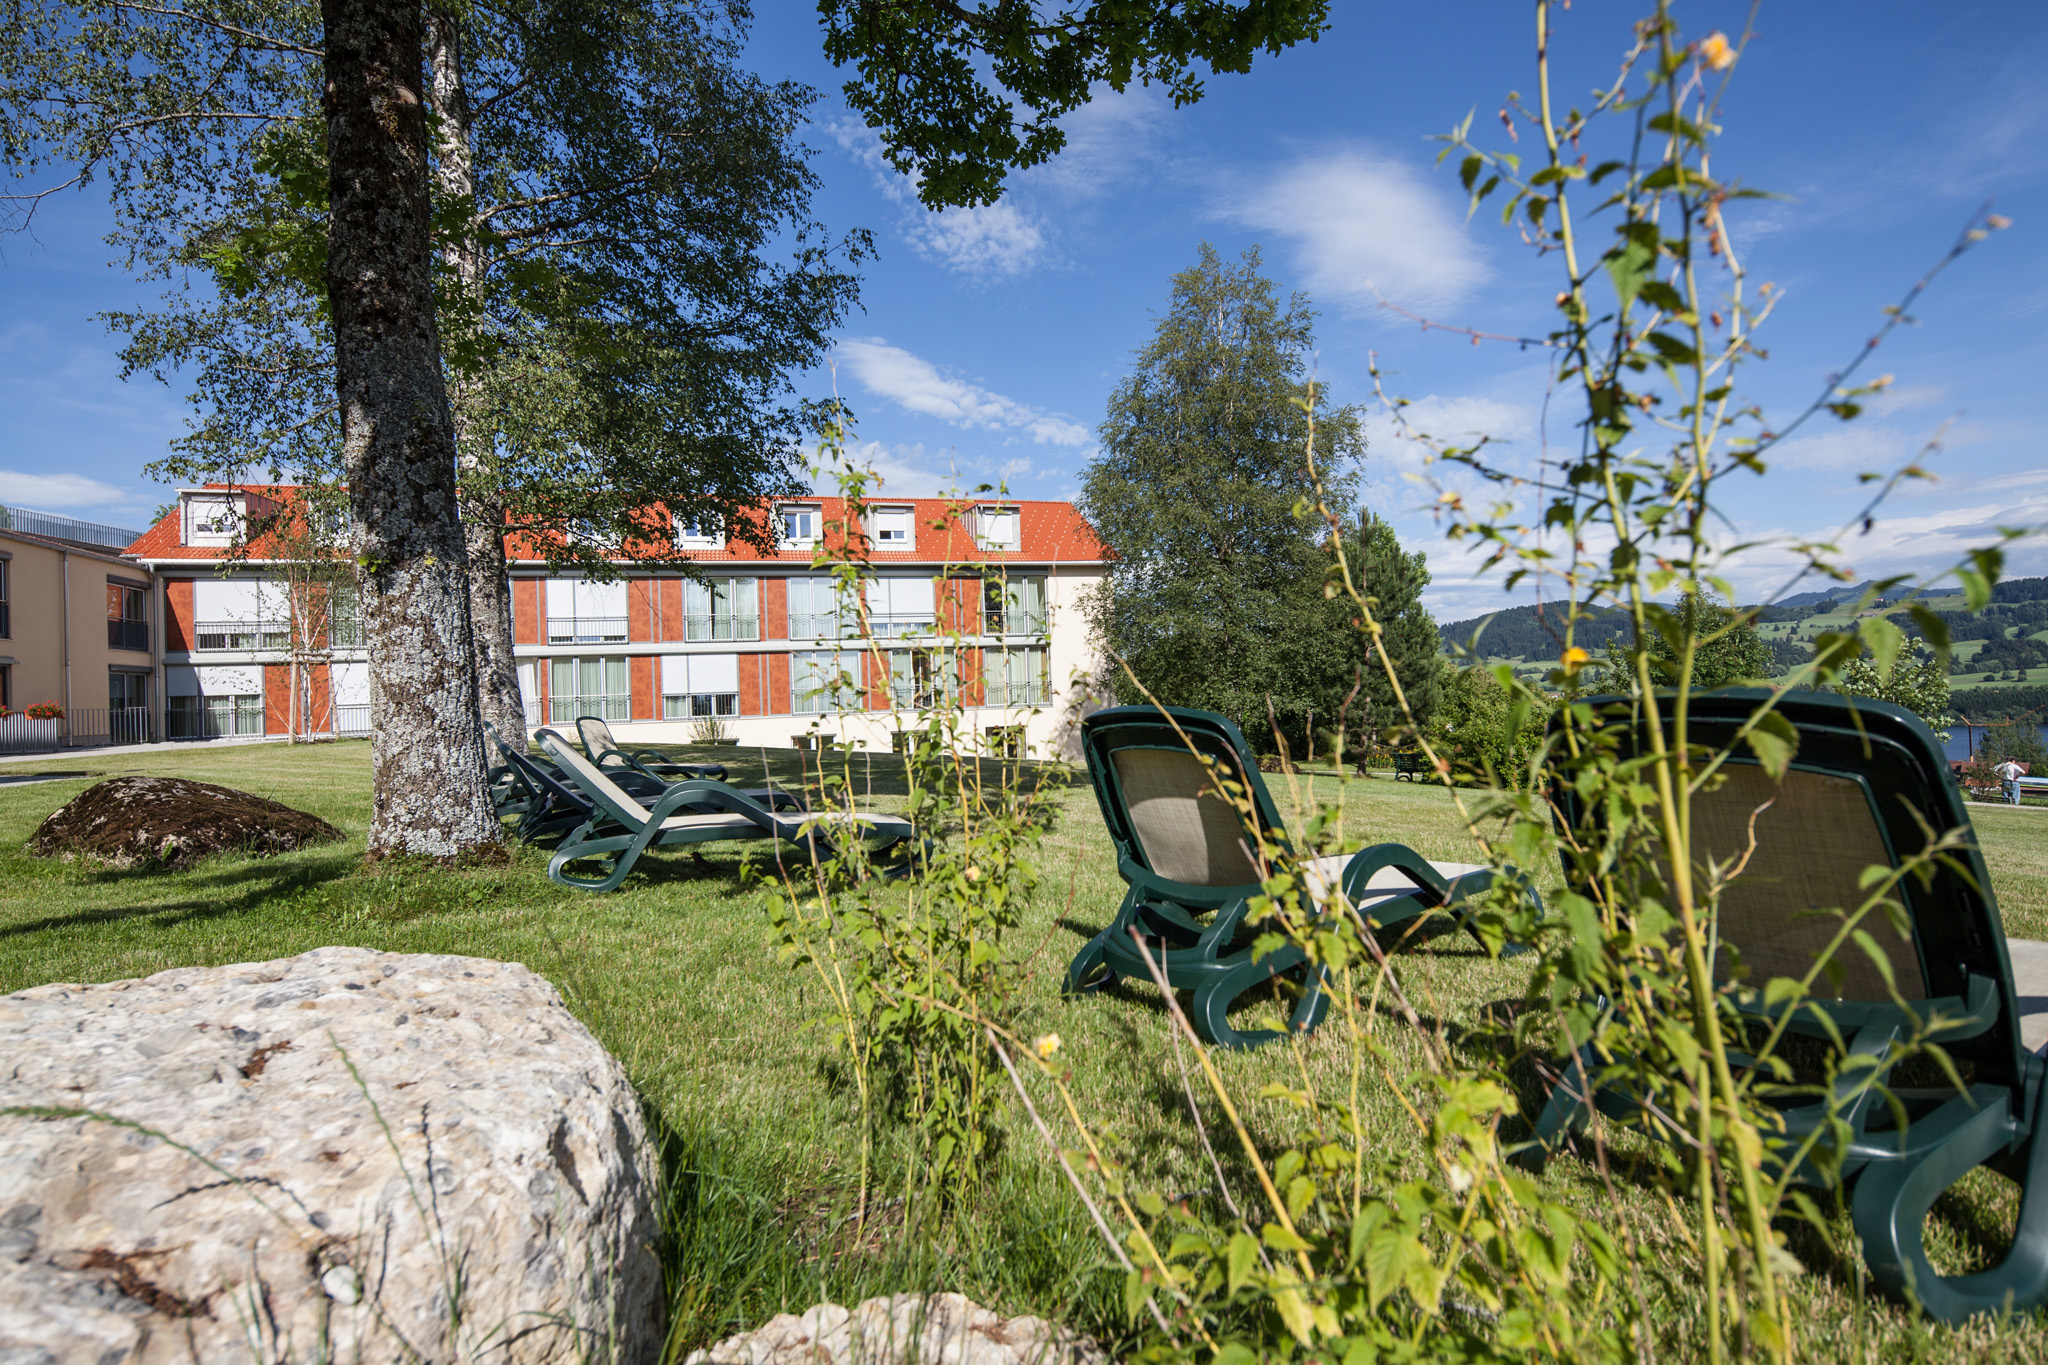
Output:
[1437,602,1634,661]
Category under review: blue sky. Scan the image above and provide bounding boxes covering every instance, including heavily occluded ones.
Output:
[3,1,2044,617]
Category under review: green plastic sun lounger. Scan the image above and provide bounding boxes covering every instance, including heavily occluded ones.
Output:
[1062,705,1539,1049]
[539,731,917,892]
[575,715,729,783]
[1529,688,2048,1322]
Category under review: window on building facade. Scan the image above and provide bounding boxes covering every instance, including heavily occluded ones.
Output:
[868,505,914,549]
[327,579,362,649]
[182,495,239,546]
[109,671,150,743]
[779,504,820,548]
[983,576,1047,636]
[107,580,148,652]
[550,656,631,723]
[791,651,857,714]
[986,647,1048,707]
[885,648,961,711]
[866,575,936,638]
[683,577,758,641]
[190,578,288,652]
[660,653,739,718]
[674,514,723,550]
[0,558,9,639]
[786,577,852,640]
[169,693,263,738]
[974,505,1020,550]
[545,578,629,645]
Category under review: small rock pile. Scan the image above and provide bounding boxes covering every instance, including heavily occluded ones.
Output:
[686,1293,1106,1365]
[26,775,342,867]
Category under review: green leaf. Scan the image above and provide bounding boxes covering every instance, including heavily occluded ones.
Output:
[1262,1222,1312,1253]
[1227,1230,1259,1294]
[1860,616,1905,679]
[1744,711,1799,779]
[1605,221,1657,308]
[1134,1190,1166,1217]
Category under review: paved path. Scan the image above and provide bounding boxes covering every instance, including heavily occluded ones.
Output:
[0,735,311,766]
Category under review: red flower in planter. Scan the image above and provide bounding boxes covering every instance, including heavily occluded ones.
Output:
[23,702,64,720]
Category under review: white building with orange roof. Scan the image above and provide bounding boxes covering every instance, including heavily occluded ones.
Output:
[126,488,1112,757]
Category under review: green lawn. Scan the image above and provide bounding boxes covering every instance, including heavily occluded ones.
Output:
[4,742,2048,1359]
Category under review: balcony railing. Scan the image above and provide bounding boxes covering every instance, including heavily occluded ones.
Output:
[333,703,371,736]
[983,610,1048,637]
[108,618,150,652]
[191,619,290,652]
[983,679,1052,708]
[787,612,854,640]
[0,707,152,753]
[867,613,937,639]
[682,613,759,642]
[548,693,630,724]
[546,616,629,645]
[168,699,265,739]
[329,619,364,649]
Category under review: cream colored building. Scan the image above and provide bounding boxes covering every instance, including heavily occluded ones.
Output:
[0,510,158,747]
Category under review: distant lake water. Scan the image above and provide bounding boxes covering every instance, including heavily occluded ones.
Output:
[1946,723,2048,762]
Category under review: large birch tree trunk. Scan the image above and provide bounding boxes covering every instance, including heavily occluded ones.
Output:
[429,7,530,746]
[323,0,499,857]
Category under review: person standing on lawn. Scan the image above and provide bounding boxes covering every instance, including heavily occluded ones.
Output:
[1996,757,2027,805]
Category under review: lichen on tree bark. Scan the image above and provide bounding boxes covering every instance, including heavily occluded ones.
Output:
[322,0,498,856]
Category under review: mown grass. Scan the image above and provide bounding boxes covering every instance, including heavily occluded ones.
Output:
[2,741,2046,1359]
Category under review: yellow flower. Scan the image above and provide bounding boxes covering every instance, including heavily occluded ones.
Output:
[1562,646,1590,670]
[1699,32,1736,71]
[1034,1033,1062,1060]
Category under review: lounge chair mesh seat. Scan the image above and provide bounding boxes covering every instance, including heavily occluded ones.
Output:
[539,731,915,892]
[1532,689,2048,1322]
[576,715,728,783]
[1064,706,1538,1049]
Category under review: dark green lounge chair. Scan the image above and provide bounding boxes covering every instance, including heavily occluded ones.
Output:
[1063,706,1537,1049]
[575,715,729,783]
[1529,688,2048,1322]
[539,731,917,892]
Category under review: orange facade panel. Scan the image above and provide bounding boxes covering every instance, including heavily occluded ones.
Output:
[630,655,657,722]
[628,579,655,644]
[512,578,541,645]
[762,575,788,641]
[767,651,790,717]
[164,579,193,651]
[658,578,685,642]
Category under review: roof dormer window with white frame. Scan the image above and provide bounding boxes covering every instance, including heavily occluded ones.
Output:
[868,504,915,551]
[974,504,1020,552]
[779,503,821,550]
[673,512,723,552]
[181,492,242,547]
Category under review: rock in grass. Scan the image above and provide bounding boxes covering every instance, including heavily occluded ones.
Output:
[686,1292,1106,1365]
[0,947,663,1364]
[25,775,343,868]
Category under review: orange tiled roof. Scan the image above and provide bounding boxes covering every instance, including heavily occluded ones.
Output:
[128,489,1107,567]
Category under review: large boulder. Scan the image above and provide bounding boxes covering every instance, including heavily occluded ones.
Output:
[26,775,343,868]
[0,947,664,1364]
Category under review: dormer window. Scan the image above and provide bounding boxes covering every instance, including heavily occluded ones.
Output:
[181,493,240,547]
[974,505,1020,551]
[674,515,723,551]
[869,505,914,550]
[779,504,820,549]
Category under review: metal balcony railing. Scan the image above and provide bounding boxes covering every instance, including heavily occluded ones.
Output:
[787,612,854,640]
[167,701,266,739]
[682,612,759,642]
[983,680,1051,708]
[191,619,291,652]
[333,704,371,736]
[867,613,937,639]
[328,620,364,649]
[108,618,150,652]
[983,610,1048,637]
[545,616,629,645]
[548,693,630,724]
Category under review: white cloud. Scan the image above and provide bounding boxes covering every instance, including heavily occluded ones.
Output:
[828,86,1171,279]
[831,441,1079,501]
[838,337,1092,447]
[1223,150,1490,312]
[0,469,141,514]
